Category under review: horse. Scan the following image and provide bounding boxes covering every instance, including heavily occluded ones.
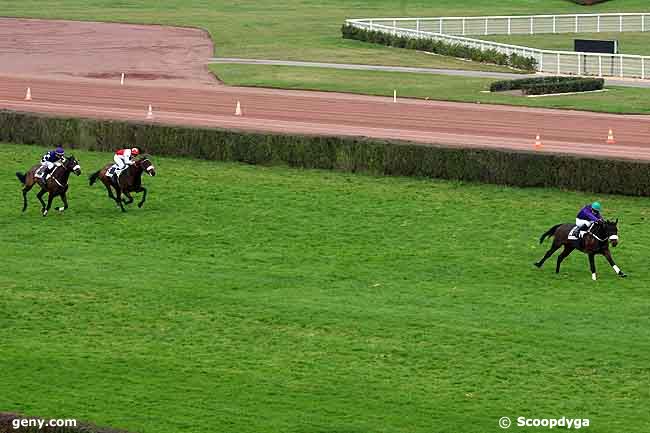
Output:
[535,219,626,280]
[88,157,156,212]
[16,155,82,216]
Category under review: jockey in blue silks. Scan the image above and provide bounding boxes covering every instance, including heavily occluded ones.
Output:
[37,146,65,180]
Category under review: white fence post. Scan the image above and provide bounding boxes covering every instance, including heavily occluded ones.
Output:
[578,53,581,75]
[530,17,534,35]
[619,15,623,32]
[597,16,600,32]
[620,56,624,77]
[485,18,488,35]
[598,56,602,76]
[553,16,556,33]
[643,15,646,32]
[369,19,373,30]
[540,52,544,71]
[508,18,511,35]
[462,18,466,35]
[575,15,579,33]
[416,19,420,32]
[557,53,561,74]
[439,18,443,33]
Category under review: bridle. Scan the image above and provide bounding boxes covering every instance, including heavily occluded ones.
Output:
[586,222,618,243]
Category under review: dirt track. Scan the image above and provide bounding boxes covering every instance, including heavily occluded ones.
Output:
[0,18,649,161]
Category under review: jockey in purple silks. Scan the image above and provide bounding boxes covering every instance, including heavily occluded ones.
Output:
[569,201,603,240]
[36,146,65,181]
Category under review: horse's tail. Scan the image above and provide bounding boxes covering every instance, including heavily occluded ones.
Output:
[89,170,101,186]
[15,172,26,185]
[539,224,562,244]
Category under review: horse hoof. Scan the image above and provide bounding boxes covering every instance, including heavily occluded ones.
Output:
[57,207,65,212]
[619,272,627,278]
[137,203,144,208]
[42,211,48,217]
[534,262,542,268]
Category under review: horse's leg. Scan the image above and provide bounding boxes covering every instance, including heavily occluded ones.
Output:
[137,187,147,208]
[555,246,575,274]
[36,189,47,212]
[57,192,69,212]
[123,192,134,205]
[535,239,562,268]
[588,253,597,281]
[21,183,34,212]
[43,193,54,217]
[602,249,627,278]
[115,189,126,212]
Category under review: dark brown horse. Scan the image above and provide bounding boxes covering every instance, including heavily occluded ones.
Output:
[16,156,82,216]
[535,219,626,280]
[88,157,156,212]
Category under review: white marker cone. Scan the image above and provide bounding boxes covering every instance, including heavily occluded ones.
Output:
[235,100,242,116]
[393,89,397,103]
[146,104,153,119]
[25,87,32,101]
[120,73,125,85]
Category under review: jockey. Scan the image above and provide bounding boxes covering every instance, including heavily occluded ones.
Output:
[572,201,603,239]
[111,147,140,177]
[36,146,65,180]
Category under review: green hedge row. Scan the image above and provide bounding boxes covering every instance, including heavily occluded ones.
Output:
[341,24,538,72]
[568,0,610,4]
[1,109,650,196]
[490,76,604,95]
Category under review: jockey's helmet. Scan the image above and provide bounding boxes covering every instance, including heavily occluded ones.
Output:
[592,201,601,212]
[55,146,65,156]
[131,147,140,156]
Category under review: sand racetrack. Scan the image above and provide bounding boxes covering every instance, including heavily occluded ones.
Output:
[0,17,649,161]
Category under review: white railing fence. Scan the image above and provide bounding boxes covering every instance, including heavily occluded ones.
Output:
[346,13,650,79]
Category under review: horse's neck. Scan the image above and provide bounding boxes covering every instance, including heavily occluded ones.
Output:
[59,166,72,183]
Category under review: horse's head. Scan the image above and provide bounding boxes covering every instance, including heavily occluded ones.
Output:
[605,218,619,247]
[137,158,156,177]
[64,155,81,176]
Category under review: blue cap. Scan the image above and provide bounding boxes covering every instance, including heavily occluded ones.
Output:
[55,147,65,155]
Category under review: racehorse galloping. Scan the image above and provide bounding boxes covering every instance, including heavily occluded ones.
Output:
[16,156,82,216]
[535,219,626,280]
[88,157,156,212]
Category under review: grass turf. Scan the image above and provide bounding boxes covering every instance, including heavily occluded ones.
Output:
[211,63,650,114]
[1,142,649,433]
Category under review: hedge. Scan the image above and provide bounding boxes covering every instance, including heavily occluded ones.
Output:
[490,76,604,95]
[568,0,610,4]
[341,24,538,72]
[1,109,649,196]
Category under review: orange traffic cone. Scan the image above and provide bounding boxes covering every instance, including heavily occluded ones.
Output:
[24,87,32,101]
[606,128,616,144]
[534,134,543,150]
[235,100,242,116]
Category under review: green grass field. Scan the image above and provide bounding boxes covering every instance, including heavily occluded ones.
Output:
[212,64,650,114]
[2,143,649,433]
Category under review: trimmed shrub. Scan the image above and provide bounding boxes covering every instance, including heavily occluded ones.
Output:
[568,0,610,4]
[1,110,650,196]
[341,24,538,72]
[490,76,604,94]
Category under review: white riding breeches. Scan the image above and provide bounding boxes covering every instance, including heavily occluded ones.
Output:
[576,218,593,228]
[114,154,127,169]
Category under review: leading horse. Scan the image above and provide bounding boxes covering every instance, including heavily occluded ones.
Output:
[16,156,82,216]
[88,157,156,212]
[535,219,626,280]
